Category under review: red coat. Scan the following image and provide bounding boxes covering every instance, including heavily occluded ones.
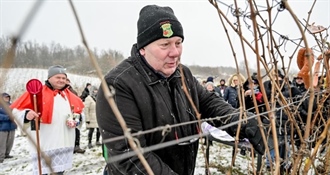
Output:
[11,85,84,124]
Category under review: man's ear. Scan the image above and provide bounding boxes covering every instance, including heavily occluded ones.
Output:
[139,47,145,56]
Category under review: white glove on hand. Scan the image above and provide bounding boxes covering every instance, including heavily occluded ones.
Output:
[201,122,235,141]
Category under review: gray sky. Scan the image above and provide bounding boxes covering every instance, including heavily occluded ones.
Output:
[1,0,329,69]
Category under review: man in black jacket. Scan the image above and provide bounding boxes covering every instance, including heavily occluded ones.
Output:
[96,5,265,175]
[80,83,91,102]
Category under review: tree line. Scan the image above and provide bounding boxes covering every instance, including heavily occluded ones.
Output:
[0,36,125,76]
[0,36,247,80]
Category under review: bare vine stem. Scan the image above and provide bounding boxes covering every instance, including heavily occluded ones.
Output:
[67,0,154,174]
[1,1,330,174]
[282,1,315,174]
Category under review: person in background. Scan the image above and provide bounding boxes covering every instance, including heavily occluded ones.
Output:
[96,5,265,175]
[224,74,245,108]
[218,79,227,97]
[66,78,78,96]
[204,81,220,97]
[80,83,91,102]
[66,78,85,154]
[243,77,264,114]
[0,93,16,163]
[11,65,84,175]
[292,76,307,93]
[206,76,221,95]
[201,80,207,86]
[84,86,101,148]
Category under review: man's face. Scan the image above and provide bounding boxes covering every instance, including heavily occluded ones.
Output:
[48,74,67,90]
[296,77,304,84]
[2,96,10,102]
[271,73,282,81]
[139,36,183,77]
[220,81,225,85]
[206,84,214,92]
[66,79,71,85]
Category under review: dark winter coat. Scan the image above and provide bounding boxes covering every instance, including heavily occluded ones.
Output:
[263,80,302,134]
[242,79,264,114]
[223,86,239,108]
[80,87,89,102]
[96,44,264,175]
[295,83,307,93]
[292,78,307,93]
[0,97,17,131]
[244,91,264,114]
[263,80,301,101]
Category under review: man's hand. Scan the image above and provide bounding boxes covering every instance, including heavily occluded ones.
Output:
[26,110,39,120]
[244,90,252,96]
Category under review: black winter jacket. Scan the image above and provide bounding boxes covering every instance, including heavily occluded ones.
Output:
[96,44,260,175]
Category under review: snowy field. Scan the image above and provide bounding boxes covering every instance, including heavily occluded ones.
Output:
[0,123,257,175]
[0,68,101,100]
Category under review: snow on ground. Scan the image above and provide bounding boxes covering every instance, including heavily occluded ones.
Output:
[1,123,258,175]
[0,123,105,175]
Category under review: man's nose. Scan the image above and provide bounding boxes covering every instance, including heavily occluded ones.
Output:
[169,44,181,57]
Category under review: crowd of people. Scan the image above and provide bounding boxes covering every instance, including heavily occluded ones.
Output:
[202,69,327,172]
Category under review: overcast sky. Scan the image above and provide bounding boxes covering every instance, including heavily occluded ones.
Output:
[1,0,329,69]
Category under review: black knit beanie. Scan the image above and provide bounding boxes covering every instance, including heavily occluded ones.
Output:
[206,76,214,83]
[137,5,184,50]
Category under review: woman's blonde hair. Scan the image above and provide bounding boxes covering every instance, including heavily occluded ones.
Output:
[227,73,246,87]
